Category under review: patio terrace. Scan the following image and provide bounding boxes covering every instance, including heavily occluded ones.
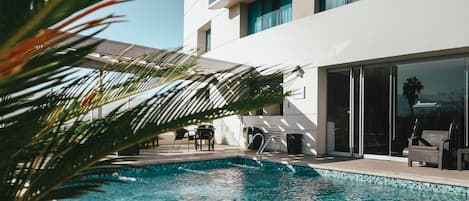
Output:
[119,143,469,189]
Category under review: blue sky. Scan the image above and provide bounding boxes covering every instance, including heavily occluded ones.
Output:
[79,0,183,49]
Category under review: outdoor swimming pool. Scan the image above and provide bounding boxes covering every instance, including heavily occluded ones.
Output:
[68,158,468,200]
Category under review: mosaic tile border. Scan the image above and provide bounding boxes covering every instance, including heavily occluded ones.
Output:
[116,157,469,197]
[312,167,469,197]
[238,157,469,197]
[121,157,239,177]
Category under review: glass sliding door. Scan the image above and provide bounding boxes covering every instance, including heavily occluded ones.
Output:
[326,56,469,158]
[466,58,469,147]
[394,58,467,156]
[363,66,390,155]
[352,68,360,154]
[327,69,351,153]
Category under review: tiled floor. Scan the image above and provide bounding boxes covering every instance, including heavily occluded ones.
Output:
[123,144,469,188]
[121,144,242,166]
[254,152,469,188]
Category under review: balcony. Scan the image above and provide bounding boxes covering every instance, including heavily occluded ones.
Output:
[208,0,255,9]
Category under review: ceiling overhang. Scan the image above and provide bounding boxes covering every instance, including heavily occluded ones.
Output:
[208,0,255,9]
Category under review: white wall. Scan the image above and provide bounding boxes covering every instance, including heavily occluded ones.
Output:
[213,115,245,146]
[199,0,469,66]
[184,0,248,54]
[184,0,469,155]
[184,0,224,53]
[184,0,314,53]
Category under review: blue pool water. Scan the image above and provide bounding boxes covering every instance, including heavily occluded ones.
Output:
[68,158,467,201]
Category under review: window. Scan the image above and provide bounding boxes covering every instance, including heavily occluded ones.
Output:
[205,29,211,52]
[248,0,292,35]
[208,0,216,4]
[326,57,469,156]
[197,22,211,55]
[319,0,359,12]
[395,58,467,153]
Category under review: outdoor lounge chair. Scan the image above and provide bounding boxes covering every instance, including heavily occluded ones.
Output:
[408,119,455,169]
[195,125,215,151]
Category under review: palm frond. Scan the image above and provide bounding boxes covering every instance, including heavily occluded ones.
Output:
[0,0,125,78]
[0,1,300,200]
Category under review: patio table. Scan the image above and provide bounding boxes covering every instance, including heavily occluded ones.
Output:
[195,125,215,151]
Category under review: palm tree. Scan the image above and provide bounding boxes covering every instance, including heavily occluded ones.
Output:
[0,1,295,200]
[402,76,424,118]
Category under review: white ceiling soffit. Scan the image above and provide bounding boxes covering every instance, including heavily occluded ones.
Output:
[70,36,249,74]
[209,0,255,9]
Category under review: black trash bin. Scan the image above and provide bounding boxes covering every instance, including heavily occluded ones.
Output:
[247,127,264,150]
[287,134,302,154]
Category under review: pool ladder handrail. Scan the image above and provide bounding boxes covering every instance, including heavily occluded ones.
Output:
[244,133,264,166]
[256,135,281,160]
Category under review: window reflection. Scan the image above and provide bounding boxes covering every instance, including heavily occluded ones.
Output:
[363,66,390,155]
[326,57,468,157]
[248,0,292,35]
[394,58,466,156]
[319,0,359,12]
[327,70,350,153]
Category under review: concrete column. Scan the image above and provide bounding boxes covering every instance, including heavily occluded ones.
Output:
[316,67,328,155]
[292,0,315,20]
[239,3,249,37]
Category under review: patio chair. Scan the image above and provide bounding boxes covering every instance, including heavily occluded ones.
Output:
[172,128,194,151]
[408,119,456,169]
[195,125,215,151]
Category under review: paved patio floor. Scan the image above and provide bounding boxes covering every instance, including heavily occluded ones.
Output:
[122,144,469,188]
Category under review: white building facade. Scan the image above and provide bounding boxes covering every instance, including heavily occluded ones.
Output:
[183,0,469,159]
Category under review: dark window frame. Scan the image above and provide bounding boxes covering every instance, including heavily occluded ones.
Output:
[205,29,211,52]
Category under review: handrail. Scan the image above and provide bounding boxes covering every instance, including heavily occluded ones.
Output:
[256,135,281,160]
[244,133,264,166]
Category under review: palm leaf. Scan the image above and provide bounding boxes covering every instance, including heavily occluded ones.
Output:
[0,1,299,200]
[45,68,292,201]
[0,0,125,78]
